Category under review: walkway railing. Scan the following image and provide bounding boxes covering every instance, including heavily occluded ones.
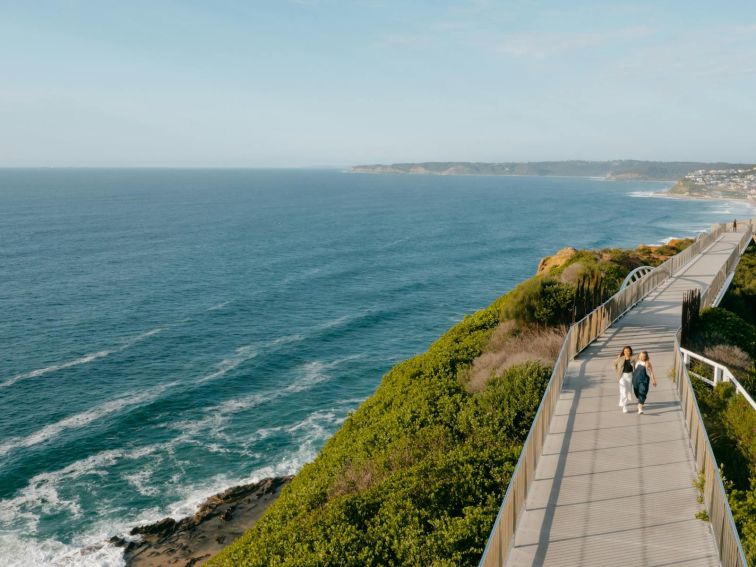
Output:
[701,228,753,308]
[680,347,756,411]
[673,336,748,567]
[671,219,752,567]
[479,219,753,567]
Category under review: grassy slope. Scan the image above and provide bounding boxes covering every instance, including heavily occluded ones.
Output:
[209,241,692,566]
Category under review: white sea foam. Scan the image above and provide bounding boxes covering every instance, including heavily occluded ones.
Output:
[196,344,259,383]
[122,469,160,497]
[0,532,126,567]
[196,333,304,384]
[206,300,232,311]
[0,444,165,541]
[0,351,112,389]
[159,408,345,521]
[317,314,353,330]
[0,403,350,566]
[168,356,361,450]
[281,267,323,285]
[283,355,364,395]
[1,327,165,390]
[121,327,164,347]
[657,236,679,245]
[627,190,664,198]
[382,237,410,249]
[0,384,173,457]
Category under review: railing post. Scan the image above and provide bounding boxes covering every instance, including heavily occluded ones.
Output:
[714,366,723,385]
[683,350,690,367]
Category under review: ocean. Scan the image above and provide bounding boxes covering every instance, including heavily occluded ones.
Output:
[1,169,753,566]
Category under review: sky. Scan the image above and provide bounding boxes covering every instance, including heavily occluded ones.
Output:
[1,1,755,167]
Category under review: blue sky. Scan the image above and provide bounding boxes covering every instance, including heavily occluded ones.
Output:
[1,1,755,167]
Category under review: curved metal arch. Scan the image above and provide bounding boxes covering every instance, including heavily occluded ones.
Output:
[620,265,655,290]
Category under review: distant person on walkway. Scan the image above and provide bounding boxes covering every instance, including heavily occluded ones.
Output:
[633,351,657,414]
[615,346,636,413]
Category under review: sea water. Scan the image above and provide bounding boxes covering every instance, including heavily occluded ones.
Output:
[0,169,753,565]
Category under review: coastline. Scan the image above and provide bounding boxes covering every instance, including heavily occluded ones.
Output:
[347,169,754,204]
[110,476,292,567]
[347,169,680,182]
[656,191,756,206]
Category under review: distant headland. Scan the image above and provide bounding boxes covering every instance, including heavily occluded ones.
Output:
[350,160,754,183]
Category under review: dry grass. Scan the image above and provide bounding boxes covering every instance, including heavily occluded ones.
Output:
[329,460,379,498]
[467,322,566,392]
[702,344,754,375]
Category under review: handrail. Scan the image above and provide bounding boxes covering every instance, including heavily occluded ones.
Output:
[479,219,754,566]
[673,336,748,567]
[680,347,756,411]
[619,265,654,290]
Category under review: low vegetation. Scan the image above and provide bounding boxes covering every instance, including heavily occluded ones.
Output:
[688,244,756,563]
[209,240,693,566]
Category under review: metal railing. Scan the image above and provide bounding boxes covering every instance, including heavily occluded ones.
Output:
[673,336,748,567]
[680,347,756,411]
[478,219,754,566]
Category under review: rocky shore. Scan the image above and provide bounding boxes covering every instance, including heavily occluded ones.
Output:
[110,476,292,567]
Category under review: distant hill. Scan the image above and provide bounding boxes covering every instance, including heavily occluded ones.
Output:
[350,160,755,181]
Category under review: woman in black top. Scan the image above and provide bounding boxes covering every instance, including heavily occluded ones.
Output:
[614,346,636,413]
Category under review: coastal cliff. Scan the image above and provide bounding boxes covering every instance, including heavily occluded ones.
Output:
[202,239,692,566]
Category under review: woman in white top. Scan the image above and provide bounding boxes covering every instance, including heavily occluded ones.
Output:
[614,346,636,413]
[633,351,657,414]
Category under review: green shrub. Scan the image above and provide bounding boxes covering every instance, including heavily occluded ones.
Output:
[209,287,551,567]
[209,241,692,566]
[691,308,756,360]
[720,244,756,323]
[729,484,756,565]
[501,277,575,326]
[690,256,756,563]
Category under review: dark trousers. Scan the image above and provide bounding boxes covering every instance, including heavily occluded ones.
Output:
[633,377,649,404]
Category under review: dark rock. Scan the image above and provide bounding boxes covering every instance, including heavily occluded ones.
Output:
[131,517,177,538]
[109,536,128,548]
[112,475,293,567]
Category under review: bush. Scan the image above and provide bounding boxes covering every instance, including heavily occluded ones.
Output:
[690,308,756,360]
[208,285,551,567]
[690,252,756,564]
[209,240,694,566]
[467,325,564,392]
[720,244,756,323]
[501,277,575,326]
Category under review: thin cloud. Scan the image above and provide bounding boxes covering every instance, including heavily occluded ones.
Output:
[381,33,434,47]
[498,26,654,59]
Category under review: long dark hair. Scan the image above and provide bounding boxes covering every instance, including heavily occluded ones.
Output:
[620,346,633,357]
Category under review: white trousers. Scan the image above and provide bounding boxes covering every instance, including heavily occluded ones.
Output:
[618,373,634,408]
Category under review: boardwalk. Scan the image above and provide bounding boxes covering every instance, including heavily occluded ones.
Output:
[505,230,747,567]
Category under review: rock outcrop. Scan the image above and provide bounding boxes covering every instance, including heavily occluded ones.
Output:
[111,476,292,567]
[536,247,577,275]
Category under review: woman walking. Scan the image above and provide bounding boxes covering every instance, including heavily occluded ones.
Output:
[633,351,657,414]
[614,346,635,413]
